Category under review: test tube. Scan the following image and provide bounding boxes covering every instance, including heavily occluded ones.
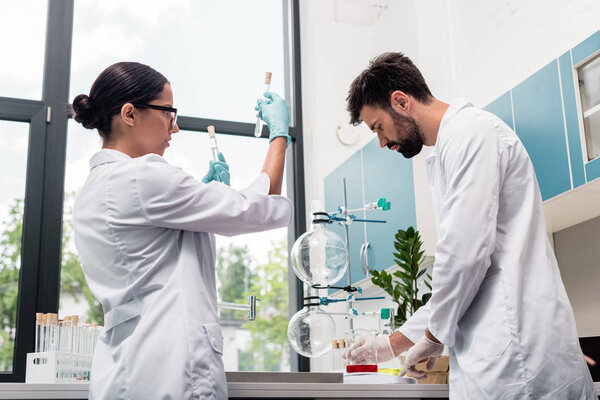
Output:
[64,316,72,353]
[254,72,272,137]
[58,319,64,352]
[41,314,48,352]
[80,322,89,356]
[71,315,79,354]
[35,313,42,353]
[90,322,98,355]
[207,125,219,161]
[48,313,58,351]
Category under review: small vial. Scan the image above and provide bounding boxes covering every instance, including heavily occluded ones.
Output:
[254,72,272,137]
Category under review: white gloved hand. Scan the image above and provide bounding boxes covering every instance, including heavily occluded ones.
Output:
[343,335,396,365]
[401,335,444,379]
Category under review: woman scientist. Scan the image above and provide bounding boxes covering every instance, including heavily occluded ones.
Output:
[71,61,293,400]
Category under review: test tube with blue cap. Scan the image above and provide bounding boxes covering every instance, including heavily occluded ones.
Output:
[254,72,272,137]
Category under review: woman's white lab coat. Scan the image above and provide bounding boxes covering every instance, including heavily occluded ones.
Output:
[398,99,595,399]
[74,149,293,400]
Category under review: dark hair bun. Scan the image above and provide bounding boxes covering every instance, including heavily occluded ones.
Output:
[71,94,101,130]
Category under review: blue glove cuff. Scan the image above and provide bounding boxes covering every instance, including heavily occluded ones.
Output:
[269,132,292,148]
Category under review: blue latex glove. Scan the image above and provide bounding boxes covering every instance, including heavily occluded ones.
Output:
[201,152,230,186]
[255,92,291,147]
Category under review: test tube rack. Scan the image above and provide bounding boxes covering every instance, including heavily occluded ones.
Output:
[25,351,92,384]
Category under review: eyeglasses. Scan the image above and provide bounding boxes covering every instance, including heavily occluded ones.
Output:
[132,103,178,129]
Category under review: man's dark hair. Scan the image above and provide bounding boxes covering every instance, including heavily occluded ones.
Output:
[346,52,433,125]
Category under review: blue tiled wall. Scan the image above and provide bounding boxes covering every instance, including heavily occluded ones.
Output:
[362,139,416,275]
[323,138,417,288]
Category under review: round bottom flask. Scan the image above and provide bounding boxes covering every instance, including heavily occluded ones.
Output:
[287,305,335,358]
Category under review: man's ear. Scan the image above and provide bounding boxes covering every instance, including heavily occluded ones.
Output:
[120,103,136,127]
[390,90,409,113]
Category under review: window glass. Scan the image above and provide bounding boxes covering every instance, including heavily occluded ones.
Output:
[0,121,30,371]
[70,0,286,123]
[60,126,291,371]
[0,1,47,100]
[578,54,600,161]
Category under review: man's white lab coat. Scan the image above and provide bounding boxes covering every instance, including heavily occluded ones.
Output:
[398,99,595,399]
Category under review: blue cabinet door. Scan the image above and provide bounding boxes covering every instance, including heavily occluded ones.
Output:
[512,59,572,200]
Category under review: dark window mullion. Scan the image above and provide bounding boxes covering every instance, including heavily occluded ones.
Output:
[8,108,48,382]
[35,0,74,336]
[0,97,45,122]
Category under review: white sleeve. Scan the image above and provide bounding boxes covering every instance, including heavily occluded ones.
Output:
[427,117,504,347]
[135,155,293,236]
[396,302,430,344]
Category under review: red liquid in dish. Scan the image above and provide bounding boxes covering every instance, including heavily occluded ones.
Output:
[346,364,377,373]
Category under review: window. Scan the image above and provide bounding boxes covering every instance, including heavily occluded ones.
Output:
[0,1,47,100]
[0,0,304,381]
[57,0,303,375]
[577,52,600,161]
[0,121,30,372]
[70,0,286,123]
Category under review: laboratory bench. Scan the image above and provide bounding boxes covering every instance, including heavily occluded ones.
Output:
[0,382,596,399]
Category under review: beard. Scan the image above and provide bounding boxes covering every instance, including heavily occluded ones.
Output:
[388,108,424,158]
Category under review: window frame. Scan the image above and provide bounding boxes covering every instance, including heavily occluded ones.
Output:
[574,49,600,163]
[0,0,308,382]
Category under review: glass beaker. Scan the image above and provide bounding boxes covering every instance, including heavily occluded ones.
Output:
[344,328,378,373]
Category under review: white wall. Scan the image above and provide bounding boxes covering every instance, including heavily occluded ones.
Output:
[554,216,600,337]
[300,0,600,372]
[301,0,600,256]
[299,0,419,224]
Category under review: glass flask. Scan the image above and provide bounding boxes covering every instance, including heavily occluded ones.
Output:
[344,328,378,373]
[287,305,335,358]
[290,212,349,285]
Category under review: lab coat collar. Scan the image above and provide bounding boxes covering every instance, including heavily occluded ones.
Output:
[89,149,132,171]
[426,98,473,163]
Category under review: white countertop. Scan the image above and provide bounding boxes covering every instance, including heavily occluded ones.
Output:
[0,382,596,399]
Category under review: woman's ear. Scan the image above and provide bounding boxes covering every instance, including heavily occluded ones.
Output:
[120,103,136,127]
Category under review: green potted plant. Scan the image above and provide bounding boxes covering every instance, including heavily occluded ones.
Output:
[370,226,432,328]
[371,227,449,383]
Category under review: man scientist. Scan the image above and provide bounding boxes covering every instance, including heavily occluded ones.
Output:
[345,52,596,399]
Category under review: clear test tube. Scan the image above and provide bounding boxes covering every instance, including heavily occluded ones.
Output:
[64,316,72,353]
[41,314,47,352]
[47,314,58,351]
[80,322,89,356]
[339,339,346,369]
[71,315,79,355]
[58,319,64,352]
[35,313,42,353]
[254,72,272,137]
[91,322,98,355]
